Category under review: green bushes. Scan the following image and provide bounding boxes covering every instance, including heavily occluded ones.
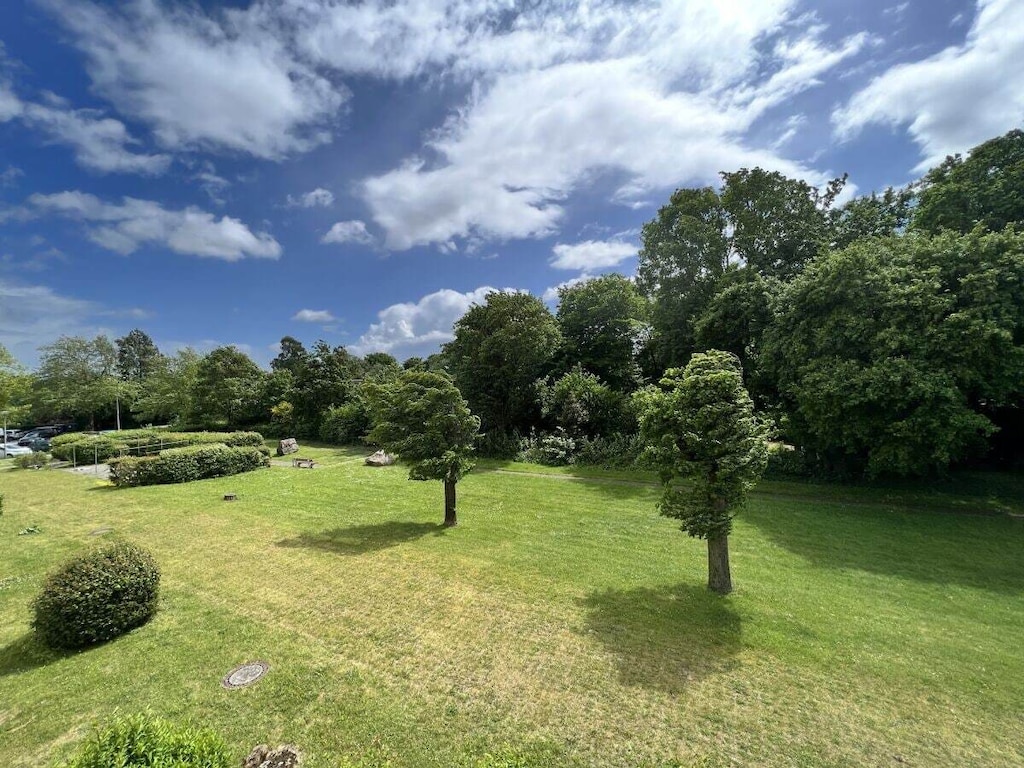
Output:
[109,444,269,487]
[51,430,265,462]
[63,712,231,768]
[32,542,160,650]
[319,401,371,444]
[13,452,50,469]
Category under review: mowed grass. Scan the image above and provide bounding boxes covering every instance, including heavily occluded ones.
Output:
[1,446,1023,767]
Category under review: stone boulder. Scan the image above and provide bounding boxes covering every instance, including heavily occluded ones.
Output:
[365,449,395,466]
[243,744,301,768]
[277,438,299,456]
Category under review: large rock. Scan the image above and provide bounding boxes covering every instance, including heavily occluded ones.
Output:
[243,745,301,768]
[365,449,395,466]
[277,438,299,456]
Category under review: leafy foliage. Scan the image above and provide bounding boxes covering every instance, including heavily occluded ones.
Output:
[638,351,769,541]
[32,542,160,650]
[108,444,269,487]
[445,292,561,435]
[537,365,626,438]
[367,370,480,525]
[34,335,119,429]
[63,712,231,768]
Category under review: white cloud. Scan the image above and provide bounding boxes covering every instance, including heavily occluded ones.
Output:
[287,187,334,208]
[41,0,347,159]
[28,191,281,261]
[0,279,102,364]
[550,240,636,271]
[834,0,1024,170]
[357,4,864,249]
[292,309,336,323]
[321,220,374,245]
[351,285,514,357]
[542,275,594,304]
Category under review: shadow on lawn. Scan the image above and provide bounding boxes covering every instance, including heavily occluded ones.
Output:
[582,583,741,693]
[745,503,1024,595]
[275,521,447,556]
[0,633,65,678]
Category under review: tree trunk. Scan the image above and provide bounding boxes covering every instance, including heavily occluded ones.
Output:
[707,535,732,595]
[443,478,458,527]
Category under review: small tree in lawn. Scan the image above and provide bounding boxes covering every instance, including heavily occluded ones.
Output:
[366,371,481,527]
[638,350,769,594]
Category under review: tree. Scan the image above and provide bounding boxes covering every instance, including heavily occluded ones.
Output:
[290,341,361,436]
[35,335,119,429]
[271,336,309,376]
[830,186,913,249]
[366,371,481,527]
[637,350,769,594]
[115,329,161,382]
[132,349,201,425]
[763,229,1024,476]
[556,274,648,392]
[445,292,561,436]
[0,344,32,428]
[912,129,1024,235]
[192,346,265,426]
[538,365,624,438]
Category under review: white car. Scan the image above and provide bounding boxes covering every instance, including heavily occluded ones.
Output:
[1,442,32,458]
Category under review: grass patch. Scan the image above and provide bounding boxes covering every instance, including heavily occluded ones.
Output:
[0,453,1022,766]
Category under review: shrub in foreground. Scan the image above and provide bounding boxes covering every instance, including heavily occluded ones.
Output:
[63,712,231,768]
[108,444,270,487]
[32,542,160,650]
[13,452,50,469]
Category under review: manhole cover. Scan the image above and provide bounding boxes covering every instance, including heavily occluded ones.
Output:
[222,661,269,689]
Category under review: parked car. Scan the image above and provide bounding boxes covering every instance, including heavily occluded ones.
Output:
[24,437,51,452]
[1,442,32,458]
[18,427,60,446]
[1,428,24,441]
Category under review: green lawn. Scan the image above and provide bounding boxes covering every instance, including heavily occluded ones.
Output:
[1,447,1023,767]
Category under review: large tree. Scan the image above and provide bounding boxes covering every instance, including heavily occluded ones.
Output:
[912,129,1024,235]
[192,346,265,426]
[132,348,201,425]
[115,329,161,382]
[0,344,32,429]
[638,350,768,594]
[366,371,481,527]
[290,341,362,436]
[35,335,119,429]
[556,274,648,392]
[445,291,561,436]
[764,228,1024,476]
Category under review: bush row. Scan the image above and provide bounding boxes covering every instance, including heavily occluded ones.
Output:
[108,444,270,487]
[51,430,265,462]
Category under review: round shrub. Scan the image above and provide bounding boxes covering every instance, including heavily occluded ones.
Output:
[64,712,231,768]
[32,542,160,650]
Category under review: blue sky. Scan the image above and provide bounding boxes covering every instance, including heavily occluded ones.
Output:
[1,0,1021,367]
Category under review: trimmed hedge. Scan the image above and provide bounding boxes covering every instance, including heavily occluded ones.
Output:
[51,430,265,462]
[109,444,270,487]
[63,712,231,768]
[32,542,160,650]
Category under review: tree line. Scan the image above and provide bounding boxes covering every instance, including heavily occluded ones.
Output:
[2,129,1021,478]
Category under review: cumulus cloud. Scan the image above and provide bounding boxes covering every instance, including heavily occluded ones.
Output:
[28,191,281,261]
[0,279,101,364]
[40,0,346,159]
[351,286,513,357]
[550,240,637,271]
[292,309,336,323]
[321,220,374,245]
[834,0,1024,169]
[356,3,864,249]
[287,187,334,208]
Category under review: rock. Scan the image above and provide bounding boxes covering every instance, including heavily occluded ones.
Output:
[243,744,302,768]
[277,438,299,456]
[365,449,395,466]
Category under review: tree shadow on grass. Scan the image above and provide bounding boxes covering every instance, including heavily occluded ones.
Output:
[581,583,741,693]
[0,632,66,678]
[275,521,447,556]
[744,503,1024,595]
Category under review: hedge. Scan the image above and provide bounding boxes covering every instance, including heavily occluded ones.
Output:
[108,444,270,487]
[63,712,231,768]
[51,430,265,462]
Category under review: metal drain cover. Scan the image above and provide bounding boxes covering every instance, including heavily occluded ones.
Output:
[222,661,269,689]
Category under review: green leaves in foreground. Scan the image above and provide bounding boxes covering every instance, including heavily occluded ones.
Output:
[62,712,231,768]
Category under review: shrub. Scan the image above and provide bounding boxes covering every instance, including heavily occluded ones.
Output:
[764,445,813,479]
[574,433,655,470]
[109,444,269,487]
[63,712,231,768]
[13,452,50,469]
[32,542,160,650]
[320,401,371,445]
[518,430,577,466]
[475,430,522,459]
